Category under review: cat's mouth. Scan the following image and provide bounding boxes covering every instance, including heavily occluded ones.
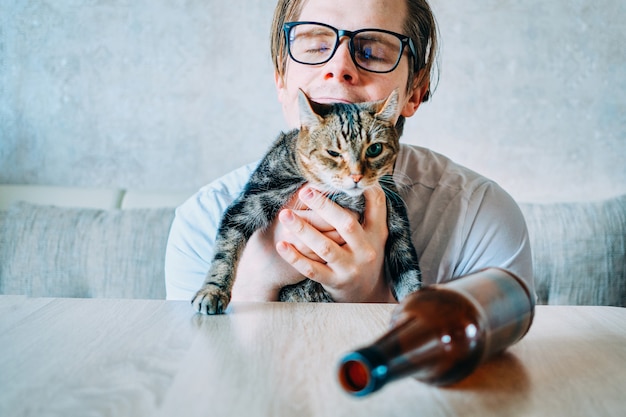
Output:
[315,183,365,198]
[338,184,367,197]
[342,188,365,197]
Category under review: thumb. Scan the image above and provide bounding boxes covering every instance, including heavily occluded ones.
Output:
[362,186,388,234]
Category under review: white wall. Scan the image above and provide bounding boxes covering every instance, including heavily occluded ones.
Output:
[1,0,625,203]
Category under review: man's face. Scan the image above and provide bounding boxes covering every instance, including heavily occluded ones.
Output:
[275,0,425,128]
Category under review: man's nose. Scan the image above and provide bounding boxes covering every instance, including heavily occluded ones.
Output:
[323,39,359,82]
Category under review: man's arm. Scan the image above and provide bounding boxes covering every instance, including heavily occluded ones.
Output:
[453,182,535,295]
[164,163,256,300]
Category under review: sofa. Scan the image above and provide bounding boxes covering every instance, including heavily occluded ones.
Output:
[2,0,625,306]
[1,184,624,306]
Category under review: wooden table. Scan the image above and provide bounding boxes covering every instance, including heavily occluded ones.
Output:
[0,296,624,417]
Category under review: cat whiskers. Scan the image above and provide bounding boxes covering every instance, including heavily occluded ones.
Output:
[315,186,344,206]
[379,175,409,208]
[390,170,421,200]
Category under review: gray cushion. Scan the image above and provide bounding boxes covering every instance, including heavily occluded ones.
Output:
[0,202,174,299]
[2,196,625,306]
[520,195,626,306]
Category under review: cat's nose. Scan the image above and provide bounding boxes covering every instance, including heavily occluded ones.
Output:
[350,174,363,183]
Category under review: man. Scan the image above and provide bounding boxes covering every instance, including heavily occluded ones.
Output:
[165,0,534,303]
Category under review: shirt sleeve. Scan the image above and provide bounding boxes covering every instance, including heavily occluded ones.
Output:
[164,162,257,300]
[454,181,535,297]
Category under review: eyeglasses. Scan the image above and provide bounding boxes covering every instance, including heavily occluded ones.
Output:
[283,21,417,74]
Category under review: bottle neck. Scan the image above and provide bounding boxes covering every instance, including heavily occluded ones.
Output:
[338,316,471,395]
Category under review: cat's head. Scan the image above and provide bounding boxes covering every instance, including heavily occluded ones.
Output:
[295,89,400,197]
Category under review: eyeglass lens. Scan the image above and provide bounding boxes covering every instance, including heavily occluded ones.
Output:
[287,23,405,73]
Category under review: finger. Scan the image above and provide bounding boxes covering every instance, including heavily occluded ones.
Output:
[276,241,330,281]
[290,209,335,232]
[284,189,308,210]
[339,186,387,258]
[275,209,322,261]
[285,185,337,233]
[278,208,341,264]
[298,187,362,239]
[281,210,345,246]
[321,230,346,245]
[362,186,388,234]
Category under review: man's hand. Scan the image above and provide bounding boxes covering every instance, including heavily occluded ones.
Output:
[278,186,395,302]
[231,185,395,303]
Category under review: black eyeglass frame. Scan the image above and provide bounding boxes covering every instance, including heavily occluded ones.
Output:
[283,21,418,74]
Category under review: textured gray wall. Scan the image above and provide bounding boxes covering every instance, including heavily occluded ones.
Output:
[1,0,625,202]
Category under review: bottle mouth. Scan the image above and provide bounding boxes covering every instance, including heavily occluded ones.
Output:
[337,350,387,396]
[339,359,371,393]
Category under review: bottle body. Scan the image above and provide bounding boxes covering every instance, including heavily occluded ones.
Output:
[338,268,534,396]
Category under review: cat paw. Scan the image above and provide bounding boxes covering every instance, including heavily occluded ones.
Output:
[192,285,231,315]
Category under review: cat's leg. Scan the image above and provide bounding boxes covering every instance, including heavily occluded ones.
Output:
[384,232,421,300]
[192,211,251,314]
[192,187,280,314]
[383,183,422,301]
[193,180,305,314]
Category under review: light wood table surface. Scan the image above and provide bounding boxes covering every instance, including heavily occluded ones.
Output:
[0,295,624,416]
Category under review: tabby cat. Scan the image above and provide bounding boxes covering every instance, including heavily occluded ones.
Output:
[192,89,421,314]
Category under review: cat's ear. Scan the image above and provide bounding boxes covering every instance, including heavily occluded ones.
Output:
[375,89,400,124]
[298,89,324,130]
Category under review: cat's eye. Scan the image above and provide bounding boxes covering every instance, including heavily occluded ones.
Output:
[327,150,341,158]
[366,143,383,157]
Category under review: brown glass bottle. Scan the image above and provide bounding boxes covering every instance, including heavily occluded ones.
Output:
[338,268,534,396]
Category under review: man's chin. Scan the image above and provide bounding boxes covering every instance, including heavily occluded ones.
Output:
[312,97,354,104]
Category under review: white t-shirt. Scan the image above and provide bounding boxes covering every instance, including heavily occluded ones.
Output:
[165,144,535,301]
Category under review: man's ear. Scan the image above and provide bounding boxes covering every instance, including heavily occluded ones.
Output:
[400,70,430,117]
[400,80,430,118]
[275,71,287,104]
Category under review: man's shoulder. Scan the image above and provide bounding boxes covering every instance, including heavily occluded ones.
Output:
[395,144,493,197]
[177,161,259,216]
[198,161,258,198]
